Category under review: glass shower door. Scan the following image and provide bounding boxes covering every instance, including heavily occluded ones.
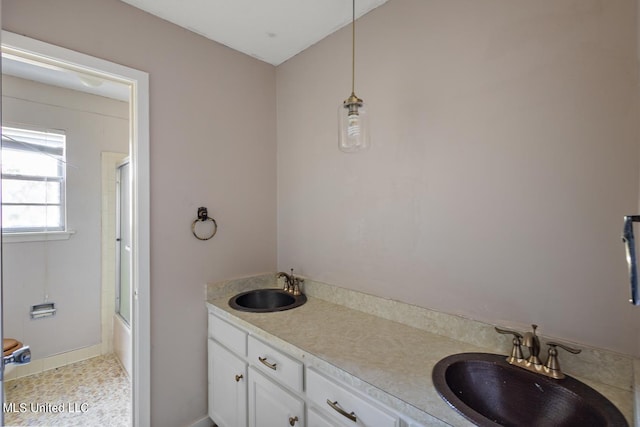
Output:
[116,161,131,324]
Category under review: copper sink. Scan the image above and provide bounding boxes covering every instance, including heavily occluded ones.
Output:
[229,288,307,313]
[432,353,628,427]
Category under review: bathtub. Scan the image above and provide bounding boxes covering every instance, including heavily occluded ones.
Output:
[113,314,132,378]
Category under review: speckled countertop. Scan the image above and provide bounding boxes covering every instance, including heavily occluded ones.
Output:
[206,275,636,426]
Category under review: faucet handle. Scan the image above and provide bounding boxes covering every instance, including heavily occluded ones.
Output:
[544,342,581,379]
[546,341,581,355]
[292,280,301,296]
[495,327,524,362]
[495,326,523,339]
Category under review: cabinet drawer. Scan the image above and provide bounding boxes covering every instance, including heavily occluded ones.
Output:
[209,313,247,357]
[248,336,303,392]
[308,407,340,427]
[307,368,400,427]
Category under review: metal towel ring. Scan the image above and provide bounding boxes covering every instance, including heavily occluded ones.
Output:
[192,207,217,240]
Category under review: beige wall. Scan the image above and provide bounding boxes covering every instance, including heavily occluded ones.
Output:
[277,0,640,357]
[2,1,277,425]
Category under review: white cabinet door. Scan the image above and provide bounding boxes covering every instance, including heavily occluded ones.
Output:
[208,339,248,427]
[248,367,304,427]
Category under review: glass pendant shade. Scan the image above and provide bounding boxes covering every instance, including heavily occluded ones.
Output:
[338,93,369,152]
[339,0,370,153]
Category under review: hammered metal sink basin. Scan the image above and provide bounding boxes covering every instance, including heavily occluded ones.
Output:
[432,353,628,427]
[229,288,307,313]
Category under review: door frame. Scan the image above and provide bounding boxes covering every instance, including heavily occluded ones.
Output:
[1,31,150,426]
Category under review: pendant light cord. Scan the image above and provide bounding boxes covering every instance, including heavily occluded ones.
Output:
[352,0,356,94]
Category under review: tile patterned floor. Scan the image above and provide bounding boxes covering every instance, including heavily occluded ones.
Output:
[4,354,131,427]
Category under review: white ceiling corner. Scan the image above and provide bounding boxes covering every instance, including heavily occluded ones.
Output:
[1,0,389,100]
[119,0,389,66]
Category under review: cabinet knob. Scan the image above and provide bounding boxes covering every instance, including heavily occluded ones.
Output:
[234,374,243,382]
[288,416,298,426]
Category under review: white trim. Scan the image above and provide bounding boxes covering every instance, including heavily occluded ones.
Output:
[4,344,102,381]
[187,415,215,427]
[1,31,151,427]
[2,230,75,243]
[634,358,640,427]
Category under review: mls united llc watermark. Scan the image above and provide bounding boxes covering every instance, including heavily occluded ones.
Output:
[3,402,89,414]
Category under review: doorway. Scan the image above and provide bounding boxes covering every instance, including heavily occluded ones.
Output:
[0,31,150,426]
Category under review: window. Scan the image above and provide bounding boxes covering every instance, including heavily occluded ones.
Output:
[2,126,67,233]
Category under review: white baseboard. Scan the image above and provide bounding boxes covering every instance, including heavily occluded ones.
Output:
[186,415,214,427]
[4,344,102,381]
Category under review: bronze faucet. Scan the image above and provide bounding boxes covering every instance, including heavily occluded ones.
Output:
[277,269,303,296]
[495,324,581,379]
[277,270,293,292]
[522,324,542,365]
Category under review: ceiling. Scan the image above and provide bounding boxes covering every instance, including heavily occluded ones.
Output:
[2,55,130,101]
[120,0,389,66]
[1,0,389,101]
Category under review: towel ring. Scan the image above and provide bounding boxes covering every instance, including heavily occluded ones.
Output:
[192,207,217,240]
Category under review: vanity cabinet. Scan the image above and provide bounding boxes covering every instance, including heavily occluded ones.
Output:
[208,309,425,427]
[208,312,305,427]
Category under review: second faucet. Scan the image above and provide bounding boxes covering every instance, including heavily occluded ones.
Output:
[495,324,581,379]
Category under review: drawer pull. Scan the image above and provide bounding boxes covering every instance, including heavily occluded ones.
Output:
[288,416,298,426]
[234,374,243,382]
[327,399,357,422]
[258,356,277,370]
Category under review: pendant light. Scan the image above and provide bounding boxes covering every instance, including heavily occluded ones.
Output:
[338,0,370,152]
